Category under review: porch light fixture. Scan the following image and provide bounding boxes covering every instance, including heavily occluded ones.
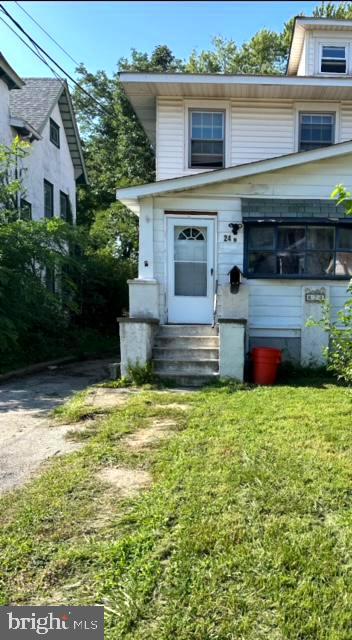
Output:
[228,223,243,238]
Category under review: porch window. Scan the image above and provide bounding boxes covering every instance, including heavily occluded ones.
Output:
[245,223,352,279]
[321,45,346,73]
[299,113,335,151]
[189,110,225,168]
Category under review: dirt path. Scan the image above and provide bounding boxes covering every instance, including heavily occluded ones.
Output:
[0,358,112,494]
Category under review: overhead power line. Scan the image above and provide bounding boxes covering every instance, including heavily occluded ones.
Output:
[0,13,68,87]
[0,3,111,118]
[14,0,80,67]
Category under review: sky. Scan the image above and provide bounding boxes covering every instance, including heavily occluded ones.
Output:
[1,0,324,79]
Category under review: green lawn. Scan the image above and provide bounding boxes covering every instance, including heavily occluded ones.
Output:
[1,379,352,639]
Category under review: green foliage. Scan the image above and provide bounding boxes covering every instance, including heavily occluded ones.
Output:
[0,136,30,223]
[115,362,158,387]
[313,1,352,18]
[186,32,289,75]
[0,139,126,372]
[331,184,352,215]
[306,181,352,383]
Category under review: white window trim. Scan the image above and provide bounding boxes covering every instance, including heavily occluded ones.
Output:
[183,99,231,173]
[316,40,349,75]
[293,102,340,152]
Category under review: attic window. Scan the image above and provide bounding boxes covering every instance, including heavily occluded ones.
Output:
[50,118,60,147]
[189,110,225,168]
[321,45,346,74]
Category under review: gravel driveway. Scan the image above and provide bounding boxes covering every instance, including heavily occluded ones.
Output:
[0,358,112,494]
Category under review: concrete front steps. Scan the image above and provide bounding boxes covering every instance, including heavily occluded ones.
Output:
[153,324,219,387]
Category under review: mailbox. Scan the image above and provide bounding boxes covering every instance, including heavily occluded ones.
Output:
[228,265,242,294]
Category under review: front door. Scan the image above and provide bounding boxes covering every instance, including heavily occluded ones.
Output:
[167,217,215,324]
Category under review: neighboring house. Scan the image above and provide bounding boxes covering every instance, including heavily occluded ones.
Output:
[0,53,87,222]
[117,17,352,384]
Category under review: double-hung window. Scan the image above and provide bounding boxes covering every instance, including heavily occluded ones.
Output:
[245,223,352,279]
[299,113,335,151]
[321,45,346,74]
[44,179,54,218]
[189,109,225,168]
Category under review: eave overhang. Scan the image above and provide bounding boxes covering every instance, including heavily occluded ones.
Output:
[120,71,352,146]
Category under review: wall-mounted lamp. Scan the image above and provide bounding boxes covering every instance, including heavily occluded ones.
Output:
[228,223,243,239]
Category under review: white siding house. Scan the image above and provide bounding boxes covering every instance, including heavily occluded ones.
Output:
[0,54,87,222]
[117,17,352,383]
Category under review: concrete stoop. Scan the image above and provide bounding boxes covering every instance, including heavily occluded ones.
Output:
[153,324,219,387]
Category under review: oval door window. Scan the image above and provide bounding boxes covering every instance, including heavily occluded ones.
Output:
[174,226,207,296]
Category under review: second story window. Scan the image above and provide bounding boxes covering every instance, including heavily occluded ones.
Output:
[189,110,225,169]
[44,179,54,218]
[299,113,335,151]
[321,45,346,73]
[60,191,72,223]
[50,118,60,147]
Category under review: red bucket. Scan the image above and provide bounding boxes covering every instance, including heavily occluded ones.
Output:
[252,347,282,385]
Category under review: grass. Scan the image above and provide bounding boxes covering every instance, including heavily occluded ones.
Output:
[1,379,352,639]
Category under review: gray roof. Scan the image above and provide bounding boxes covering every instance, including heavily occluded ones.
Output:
[9,78,87,184]
[0,52,24,89]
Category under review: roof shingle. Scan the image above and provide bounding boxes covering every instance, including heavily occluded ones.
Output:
[9,77,63,133]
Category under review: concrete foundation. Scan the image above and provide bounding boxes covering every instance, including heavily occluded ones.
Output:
[118,318,159,377]
[219,319,246,381]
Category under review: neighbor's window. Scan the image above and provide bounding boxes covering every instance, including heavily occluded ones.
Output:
[20,198,32,221]
[299,113,335,151]
[321,45,346,73]
[60,191,71,223]
[189,110,225,168]
[44,179,54,218]
[246,223,352,279]
[49,118,60,147]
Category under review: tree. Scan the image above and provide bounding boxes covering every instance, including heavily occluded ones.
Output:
[313,1,352,18]
[0,136,30,223]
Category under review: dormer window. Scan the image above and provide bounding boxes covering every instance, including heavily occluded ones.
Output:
[320,45,346,74]
[189,109,225,169]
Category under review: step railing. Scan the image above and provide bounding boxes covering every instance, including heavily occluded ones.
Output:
[212,279,218,328]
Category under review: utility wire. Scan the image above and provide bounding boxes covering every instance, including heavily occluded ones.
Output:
[0,13,77,97]
[0,3,111,118]
[14,0,80,67]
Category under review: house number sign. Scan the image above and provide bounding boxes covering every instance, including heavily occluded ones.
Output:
[223,234,237,242]
[305,288,326,303]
